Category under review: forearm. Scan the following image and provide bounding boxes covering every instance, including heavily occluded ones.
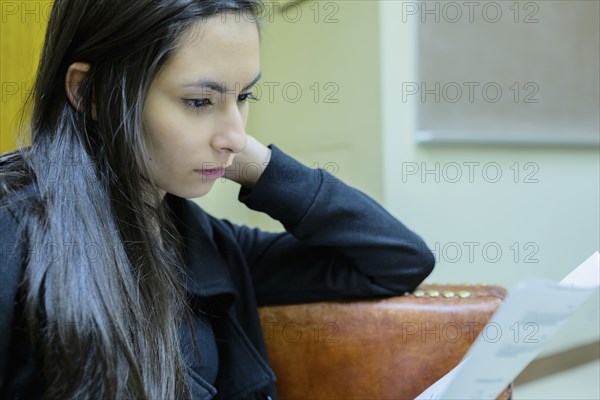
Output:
[235,144,435,304]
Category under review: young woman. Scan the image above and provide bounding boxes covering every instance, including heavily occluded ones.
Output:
[0,0,435,399]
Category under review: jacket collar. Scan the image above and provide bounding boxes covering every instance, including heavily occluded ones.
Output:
[166,195,237,302]
[165,195,277,399]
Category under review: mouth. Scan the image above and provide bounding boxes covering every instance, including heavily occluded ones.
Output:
[194,167,226,179]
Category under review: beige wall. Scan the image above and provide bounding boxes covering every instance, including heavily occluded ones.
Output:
[379,1,599,357]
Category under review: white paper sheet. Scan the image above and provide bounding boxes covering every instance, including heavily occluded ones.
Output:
[415,251,600,400]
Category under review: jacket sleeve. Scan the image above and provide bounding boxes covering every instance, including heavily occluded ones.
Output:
[223,144,435,306]
[0,207,24,387]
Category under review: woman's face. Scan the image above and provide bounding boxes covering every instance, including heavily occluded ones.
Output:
[142,12,261,199]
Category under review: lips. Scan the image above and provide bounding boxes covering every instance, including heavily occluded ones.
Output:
[194,167,226,179]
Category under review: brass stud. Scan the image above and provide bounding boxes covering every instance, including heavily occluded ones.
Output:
[412,290,425,297]
[457,291,472,298]
[442,291,456,298]
[426,290,440,297]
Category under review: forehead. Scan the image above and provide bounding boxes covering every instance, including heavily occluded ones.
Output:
[157,13,260,87]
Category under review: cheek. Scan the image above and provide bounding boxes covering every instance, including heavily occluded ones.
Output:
[147,123,195,167]
[142,91,214,168]
[144,106,195,160]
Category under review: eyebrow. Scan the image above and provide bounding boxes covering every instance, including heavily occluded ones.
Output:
[182,72,262,93]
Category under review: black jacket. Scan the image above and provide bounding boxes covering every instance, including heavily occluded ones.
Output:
[0,144,435,399]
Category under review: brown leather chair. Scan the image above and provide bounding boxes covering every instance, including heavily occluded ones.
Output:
[258,284,512,400]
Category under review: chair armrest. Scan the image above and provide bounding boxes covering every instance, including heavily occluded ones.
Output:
[258,284,511,400]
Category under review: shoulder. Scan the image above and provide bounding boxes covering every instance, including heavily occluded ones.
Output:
[0,178,37,333]
[0,149,40,219]
[0,203,25,298]
[0,181,38,275]
[0,151,40,289]
[0,181,41,231]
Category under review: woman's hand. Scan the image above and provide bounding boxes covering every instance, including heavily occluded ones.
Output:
[224,134,272,189]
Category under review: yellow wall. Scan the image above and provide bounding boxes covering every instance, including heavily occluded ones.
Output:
[0,0,51,153]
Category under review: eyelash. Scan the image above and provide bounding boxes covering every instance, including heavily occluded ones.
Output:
[183,92,259,113]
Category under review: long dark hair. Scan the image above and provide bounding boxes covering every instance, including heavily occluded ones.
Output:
[0,0,263,398]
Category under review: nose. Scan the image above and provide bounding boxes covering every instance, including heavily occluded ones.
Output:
[211,104,247,154]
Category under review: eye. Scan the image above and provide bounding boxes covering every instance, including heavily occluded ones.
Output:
[238,92,259,103]
[183,98,213,112]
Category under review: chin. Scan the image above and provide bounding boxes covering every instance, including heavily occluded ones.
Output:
[177,182,216,199]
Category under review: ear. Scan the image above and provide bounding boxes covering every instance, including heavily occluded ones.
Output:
[65,62,97,119]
